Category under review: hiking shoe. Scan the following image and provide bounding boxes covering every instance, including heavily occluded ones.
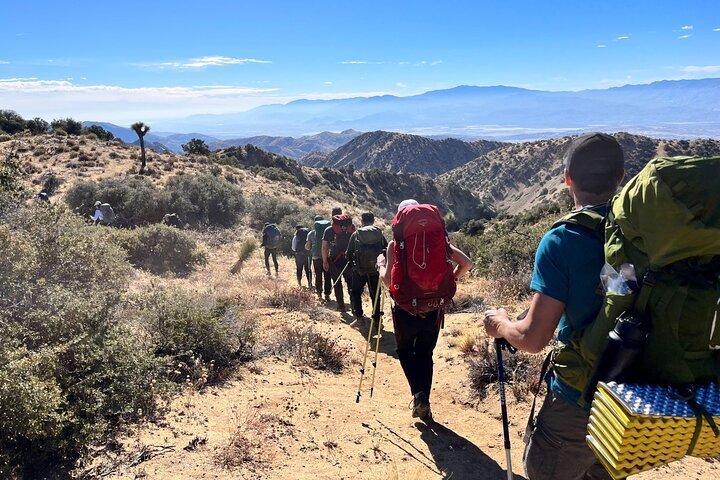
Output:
[411,392,432,422]
[324,294,331,301]
[337,303,348,312]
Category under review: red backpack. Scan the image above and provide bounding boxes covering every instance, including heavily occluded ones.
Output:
[390,204,457,314]
[330,214,356,261]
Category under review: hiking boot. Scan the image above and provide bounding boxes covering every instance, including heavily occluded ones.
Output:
[337,303,348,312]
[411,392,432,422]
[324,294,331,301]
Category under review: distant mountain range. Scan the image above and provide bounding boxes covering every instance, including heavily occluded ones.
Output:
[208,129,362,158]
[439,133,720,212]
[154,78,720,140]
[302,131,504,175]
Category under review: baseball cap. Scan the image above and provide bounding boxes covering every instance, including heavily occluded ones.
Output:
[564,133,624,194]
[397,199,419,212]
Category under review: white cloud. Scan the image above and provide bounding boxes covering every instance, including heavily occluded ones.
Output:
[396,82,408,88]
[143,56,271,69]
[714,28,720,32]
[0,60,10,64]
[340,60,384,65]
[597,44,607,48]
[430,60,443,65]
[0,77,400,124]
[616,35,630,40]
[678,34,691,39]
[682,65,720,73]
[323,81,333,85]
[681,25,694,30]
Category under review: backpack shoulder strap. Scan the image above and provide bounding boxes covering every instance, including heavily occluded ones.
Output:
[552,208,605,241]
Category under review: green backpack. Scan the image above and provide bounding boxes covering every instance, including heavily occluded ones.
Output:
[552,156,720,405]
[312,220,331,258]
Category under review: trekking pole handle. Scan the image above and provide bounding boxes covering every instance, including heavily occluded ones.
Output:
[495,338,518,354]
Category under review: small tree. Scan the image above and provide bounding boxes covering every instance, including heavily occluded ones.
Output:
[83,124,114,141]
[26,118,50,135]
[50,118,82,135]
[131,122,151,174]
[0,110,26,134]
[181,138,210,156]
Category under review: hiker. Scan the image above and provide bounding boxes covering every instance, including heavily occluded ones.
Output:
[483,133,625,480]
[322,207,355,312]
[306,215,332,299]
[89,200,115,226]
[292,225,312,287]
[162,213,183,228]
[378,199,473,422]
[346,212,387,321]
[261,222,281,276]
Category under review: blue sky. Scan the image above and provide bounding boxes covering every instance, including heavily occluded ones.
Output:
[1,0,719,124]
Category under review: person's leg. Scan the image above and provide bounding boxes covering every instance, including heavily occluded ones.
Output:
[349,272,366,317]
[523,391,613,480]
[312,258,323,294]
[413,310,441,400]
[304,255,312,286]
[271,249,279,274]
[323,266,332,297]
[392,307,422,395]
[264,248,271,274]
[294,254,303,285]
[330,259,345,307]
[368,273,381,320]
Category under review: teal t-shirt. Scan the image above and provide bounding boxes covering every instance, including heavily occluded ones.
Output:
[530,205,607,406]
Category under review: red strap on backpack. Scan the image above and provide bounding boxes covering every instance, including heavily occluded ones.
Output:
[390,204,456,315]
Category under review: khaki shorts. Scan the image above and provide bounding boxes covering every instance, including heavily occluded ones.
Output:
[523,391,615,480]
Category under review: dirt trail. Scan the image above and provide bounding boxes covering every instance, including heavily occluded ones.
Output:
[102,255,717,480]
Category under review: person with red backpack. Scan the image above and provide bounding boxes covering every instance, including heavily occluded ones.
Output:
[322,207,356,312]
[378,199,473,422]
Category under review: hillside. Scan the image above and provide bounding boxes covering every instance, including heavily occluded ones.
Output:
[210,130,363,159]
[440,133,720,213]
[302,130,504,175]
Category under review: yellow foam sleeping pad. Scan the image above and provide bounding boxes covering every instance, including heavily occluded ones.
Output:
[586,381,720,479]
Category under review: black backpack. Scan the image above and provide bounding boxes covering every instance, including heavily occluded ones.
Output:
[295,227,310,246]
[263,224,281,249]
[354,226,385,275]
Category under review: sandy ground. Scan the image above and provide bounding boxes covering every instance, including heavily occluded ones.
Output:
[89,253,718,480]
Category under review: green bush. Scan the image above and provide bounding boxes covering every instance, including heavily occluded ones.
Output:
[0,202,163,475]
[165,174,245,227]
[64,176,167,227]
[111,224,207,275]
[50,118,82,135]
[138,290,257,382]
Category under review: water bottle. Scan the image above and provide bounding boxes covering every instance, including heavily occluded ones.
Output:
[583,311,648,404]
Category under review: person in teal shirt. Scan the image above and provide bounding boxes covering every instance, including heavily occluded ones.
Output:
[483,133,625,480]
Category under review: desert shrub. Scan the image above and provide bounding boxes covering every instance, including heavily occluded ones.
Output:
[467,337,545,402]
[0,201,163,475]
[230,237,259,274]
[50,117,82,135]
[40,174,62,196]
[110,224,207,275]
[182,138,210,156]
[165,173,245,227]
[26,117,50,135]
[83,124,114,141]
[259,284,317,311]
[253,165,299,185]
[248,195,315,255]
[0,109,26,134]
[64,176,168,227]
[271,326,348,373]
[138,290,257,382]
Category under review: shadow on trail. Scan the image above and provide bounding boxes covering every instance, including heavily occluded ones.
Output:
[351,314,398,359]
[417,421,528,480]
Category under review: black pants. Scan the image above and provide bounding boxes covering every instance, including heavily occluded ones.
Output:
[329,257,352,306]
[313,258,331,295]
[392,307,441,400]
[294,253,311,286]
[264,248,278,274]
[350,272,381,318]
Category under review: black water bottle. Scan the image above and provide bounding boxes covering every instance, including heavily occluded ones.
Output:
[583,312,648,404]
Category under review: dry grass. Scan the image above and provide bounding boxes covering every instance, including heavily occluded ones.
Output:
[269,325,350,373]
[466,336,545,402]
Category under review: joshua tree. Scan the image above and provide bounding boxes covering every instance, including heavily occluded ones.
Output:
[131,122,151,173]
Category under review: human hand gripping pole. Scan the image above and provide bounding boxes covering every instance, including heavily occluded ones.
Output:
[495,337,517,480]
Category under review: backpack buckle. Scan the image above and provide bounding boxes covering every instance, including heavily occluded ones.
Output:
[412,299,417,307]
[643,270,657,287]
[399,241,405,250]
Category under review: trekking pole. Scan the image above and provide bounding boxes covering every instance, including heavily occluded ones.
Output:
[495,338,518,480]
[331,261,350,289]
[355,308,376,403]
[368,279,384,398]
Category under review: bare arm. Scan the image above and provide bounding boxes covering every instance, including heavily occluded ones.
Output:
[378,240,394,288]
[483,292,565,353]
[322,240,330,270]
[449,244,473,281]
